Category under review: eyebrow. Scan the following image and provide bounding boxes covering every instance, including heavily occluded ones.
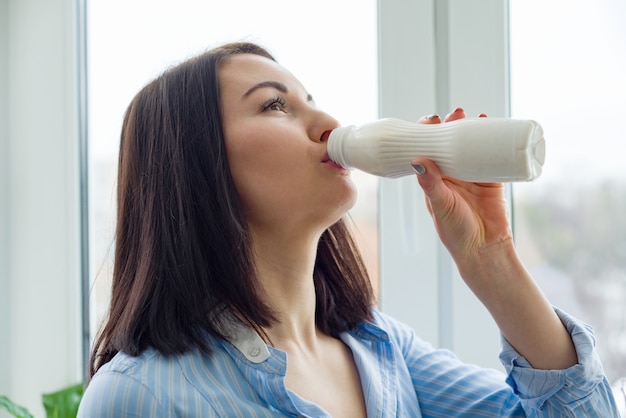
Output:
[242,80,314,102]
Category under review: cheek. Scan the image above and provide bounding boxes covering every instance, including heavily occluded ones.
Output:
[227,132,288,180]
[225,121,307,178]
[225,123,287,167]
[225,130,296,207]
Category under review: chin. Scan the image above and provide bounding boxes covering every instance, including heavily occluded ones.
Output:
[329,188,358,224]
[345,181,359,209]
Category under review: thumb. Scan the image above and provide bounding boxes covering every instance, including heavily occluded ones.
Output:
[411,158,450,211]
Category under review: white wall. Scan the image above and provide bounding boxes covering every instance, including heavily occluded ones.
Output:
[0,0,82,416]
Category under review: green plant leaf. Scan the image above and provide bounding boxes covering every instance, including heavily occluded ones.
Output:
[0,395,34,418]
[42,383,84,418]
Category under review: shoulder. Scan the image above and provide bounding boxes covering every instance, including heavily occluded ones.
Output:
[95,348,176,385]
[366,309,437,356]
[78,350,171,417]
[78,347,223,417]
[370,310,426,343]
[370,309,411,333]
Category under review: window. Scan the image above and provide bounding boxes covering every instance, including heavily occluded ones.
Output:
[88,0,624,386]
[510,0,626,386]
[87,0,379,340]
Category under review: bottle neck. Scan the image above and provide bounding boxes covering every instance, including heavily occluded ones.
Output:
[327,125,356,169]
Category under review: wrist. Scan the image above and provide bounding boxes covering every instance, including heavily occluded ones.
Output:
[454,234,517,277]
[453,235,527,299]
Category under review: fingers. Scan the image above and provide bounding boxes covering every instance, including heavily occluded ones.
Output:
[411,158,441,195]
[416,114,442,125]
[444,107,466,122]
[418,107,488,123]
[411,157,458,221]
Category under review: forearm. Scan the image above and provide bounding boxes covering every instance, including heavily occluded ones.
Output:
[455,237,578,370]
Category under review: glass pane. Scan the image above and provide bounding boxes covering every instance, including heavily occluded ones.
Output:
[510,0,626,394]
[87,1,379,339]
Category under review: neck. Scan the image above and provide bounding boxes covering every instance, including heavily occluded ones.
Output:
[250,226,322,348]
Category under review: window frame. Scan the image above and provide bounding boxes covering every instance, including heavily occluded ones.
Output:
[377,0,510,369]
[0,0,83,414]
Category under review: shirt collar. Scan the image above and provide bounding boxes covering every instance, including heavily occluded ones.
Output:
[350,316,392,342]
[217,311,390,363]
[214,314,271,364]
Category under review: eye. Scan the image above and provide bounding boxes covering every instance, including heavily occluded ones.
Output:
[260,95,287,113]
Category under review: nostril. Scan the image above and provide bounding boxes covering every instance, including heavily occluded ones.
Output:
[320,130,332,142]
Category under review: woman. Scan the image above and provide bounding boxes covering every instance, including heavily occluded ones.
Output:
[78,42,618,417]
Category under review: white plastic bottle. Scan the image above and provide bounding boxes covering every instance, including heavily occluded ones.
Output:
[327,117,546,182]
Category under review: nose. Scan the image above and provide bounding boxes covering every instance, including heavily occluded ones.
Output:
[307,109,341,143]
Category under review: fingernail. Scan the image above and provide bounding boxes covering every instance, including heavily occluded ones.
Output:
[425,114,439,120]
[412,163,426,175]
[453,107,464,113]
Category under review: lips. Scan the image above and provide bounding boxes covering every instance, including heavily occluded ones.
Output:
[328,160,347,170]
[321,152,348,172]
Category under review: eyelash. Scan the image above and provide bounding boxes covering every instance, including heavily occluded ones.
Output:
[260,95,287,112]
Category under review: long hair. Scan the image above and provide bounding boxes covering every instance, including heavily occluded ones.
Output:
[89,42,374,378]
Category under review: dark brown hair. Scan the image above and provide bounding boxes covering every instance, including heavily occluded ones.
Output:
[89,42,374,378]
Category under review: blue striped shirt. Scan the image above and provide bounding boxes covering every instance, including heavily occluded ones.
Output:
[78,309,619,417]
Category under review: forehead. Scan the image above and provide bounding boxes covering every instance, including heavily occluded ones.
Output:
[218,54,305,96]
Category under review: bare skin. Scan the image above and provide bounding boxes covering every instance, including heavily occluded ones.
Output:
[276,331,366,417]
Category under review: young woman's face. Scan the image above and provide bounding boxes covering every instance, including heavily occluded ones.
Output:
[219,54,357,235]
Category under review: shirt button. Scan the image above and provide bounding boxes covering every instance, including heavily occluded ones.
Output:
[248,346,261,357]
